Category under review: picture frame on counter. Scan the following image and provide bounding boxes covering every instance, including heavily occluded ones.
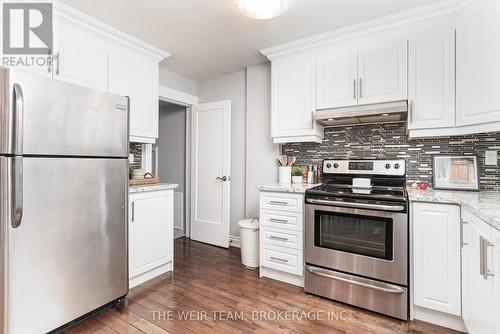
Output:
[432,155,479,191]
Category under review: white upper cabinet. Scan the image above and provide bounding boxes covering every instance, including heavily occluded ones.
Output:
[412,203,461,316]
[457,0,500,127]
[316,46,358,109]
[357,38,407,105]
[3,3,168,143]
[53,21,109,91]
[271,55,323,143]
[109,46,159,140]
[316,37,408,110]
[408,24,456,130]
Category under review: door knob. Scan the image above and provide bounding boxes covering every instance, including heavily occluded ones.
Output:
[216,176,228,182]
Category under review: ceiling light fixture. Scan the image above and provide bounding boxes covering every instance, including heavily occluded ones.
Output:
[236,0,292,20]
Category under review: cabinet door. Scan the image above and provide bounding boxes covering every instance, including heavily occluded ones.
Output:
[53,21,108,91]
[408,25,455,130]
[456,0,500,126]
[129,191,173,278]
[413,203,461,315]
[358,38,407,105]
[109,47,159,139]
[492,228,500,334]
[271,55,320,139]
[462,212,493,334]
[316,47,358,109]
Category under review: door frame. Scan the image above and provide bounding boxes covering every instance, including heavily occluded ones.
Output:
[158,85,198,238]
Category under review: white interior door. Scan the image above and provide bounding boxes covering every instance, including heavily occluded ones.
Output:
[190,101,231,248]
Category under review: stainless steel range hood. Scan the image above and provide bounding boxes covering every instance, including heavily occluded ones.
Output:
[314,100,408,127]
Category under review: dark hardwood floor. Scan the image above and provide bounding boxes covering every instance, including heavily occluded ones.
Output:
[62,238,459,334]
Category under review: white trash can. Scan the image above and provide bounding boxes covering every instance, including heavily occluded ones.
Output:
[238,218,260,268]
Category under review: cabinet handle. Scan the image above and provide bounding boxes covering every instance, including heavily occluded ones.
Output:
[353,79,357,99]
[55,52,60,75]
[480,236,485,277]
[359,78,363,98]
[131,201,135,222]
[270,256,288,263]
[461,219,468,247]
[269,200,287,205]
[409,101,413,123]
[270,236,289,242]
[269,218,288,223]
[47,49,52,73]
[485,240,495,279]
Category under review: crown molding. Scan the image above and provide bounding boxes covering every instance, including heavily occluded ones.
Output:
[53,0,170,62]
[261,0,460,60]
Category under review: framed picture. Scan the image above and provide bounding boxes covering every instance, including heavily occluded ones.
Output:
[433,155,479,191]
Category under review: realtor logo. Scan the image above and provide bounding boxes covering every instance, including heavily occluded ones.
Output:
[3,2,53,54]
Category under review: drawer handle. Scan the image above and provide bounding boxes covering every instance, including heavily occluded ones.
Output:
[270,256,288,263]
[269,218,288,224]
[269,200,288,205]
[270,236,289,242]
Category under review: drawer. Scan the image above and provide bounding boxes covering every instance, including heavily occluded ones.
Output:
[261,226,302,250]
[260,209,303,231]
[259,192,304,213]
[260,243,303,276]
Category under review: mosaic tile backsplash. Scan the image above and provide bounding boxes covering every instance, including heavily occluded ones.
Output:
[129,142,142,169]
[282,123,500,191]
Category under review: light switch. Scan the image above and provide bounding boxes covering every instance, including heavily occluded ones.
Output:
[128,153,135,163]
[485,151,498,166]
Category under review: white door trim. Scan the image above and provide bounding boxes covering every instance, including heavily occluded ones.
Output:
[190,100,231,248]
[158,85,199,239]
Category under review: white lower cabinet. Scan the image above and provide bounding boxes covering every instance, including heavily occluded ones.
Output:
[461,210,497,334]
[493,228,500,334]
[412,202,500,333]
[411,202,465,332]
[129,189,174,288]
[259,191,304,287]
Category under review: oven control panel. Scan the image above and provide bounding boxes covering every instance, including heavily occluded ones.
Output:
[323,159,406,176]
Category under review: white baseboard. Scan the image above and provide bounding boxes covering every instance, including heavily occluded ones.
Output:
[413,305,467,333]
[229,235,240,248]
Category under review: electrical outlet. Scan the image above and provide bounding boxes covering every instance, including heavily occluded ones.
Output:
[128,153,135,163]
[485,150,498,166]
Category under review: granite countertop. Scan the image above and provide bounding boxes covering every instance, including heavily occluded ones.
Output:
[256,183,321,194]
[129,183,178,193]
[408,189,500,231]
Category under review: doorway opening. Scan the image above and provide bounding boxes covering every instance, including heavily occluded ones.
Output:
[156,100,188,239]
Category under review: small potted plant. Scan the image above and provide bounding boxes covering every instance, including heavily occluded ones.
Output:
[291,167,303,184]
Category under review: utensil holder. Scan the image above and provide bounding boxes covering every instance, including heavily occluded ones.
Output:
[278,166,291,184]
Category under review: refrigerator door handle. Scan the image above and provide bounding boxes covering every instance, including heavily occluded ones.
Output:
[13,83,24,155]
[12,157,23,228]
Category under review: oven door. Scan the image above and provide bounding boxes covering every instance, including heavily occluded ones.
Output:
[305,200,408,286]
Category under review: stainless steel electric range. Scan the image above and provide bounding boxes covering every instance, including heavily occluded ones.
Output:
[304,159,409,320]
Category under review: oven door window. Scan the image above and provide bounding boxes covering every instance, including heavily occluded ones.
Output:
[314,210,393,261]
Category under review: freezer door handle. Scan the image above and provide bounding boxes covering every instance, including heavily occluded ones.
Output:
[13,83,24,155]
[12,157,23,228]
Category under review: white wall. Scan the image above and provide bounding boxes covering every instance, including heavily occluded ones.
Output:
[246,64,279,218]
[159,67,198,96]
[157,102,186,193]
[197,70,247,236]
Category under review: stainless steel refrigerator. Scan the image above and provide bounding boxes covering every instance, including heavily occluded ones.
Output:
[0,68,129,333]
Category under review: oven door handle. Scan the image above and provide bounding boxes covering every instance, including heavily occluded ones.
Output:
[306,198,404,212]
[305,265,405,294]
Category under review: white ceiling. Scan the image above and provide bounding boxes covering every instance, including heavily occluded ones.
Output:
[60,0,440,81]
